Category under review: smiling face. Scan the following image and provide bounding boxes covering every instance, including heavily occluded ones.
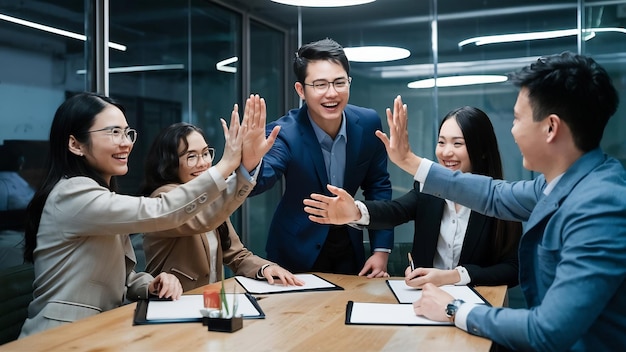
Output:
[436,117,471,173]
[511,88,549,173]
[80,105,133,184]
[294,59,350,135]
[177,131,211,184]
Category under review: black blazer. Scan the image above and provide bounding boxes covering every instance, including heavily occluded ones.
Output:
[364,182,519,287]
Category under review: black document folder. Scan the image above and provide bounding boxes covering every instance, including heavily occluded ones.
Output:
[234,273,343,294]
[133,292,264,325]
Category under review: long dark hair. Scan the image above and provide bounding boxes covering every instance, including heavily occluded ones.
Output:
[440,106,521,260]
[141,122,230,249]
[24,92,125,262]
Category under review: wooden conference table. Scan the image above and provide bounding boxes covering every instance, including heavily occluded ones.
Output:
[2,273,506,351]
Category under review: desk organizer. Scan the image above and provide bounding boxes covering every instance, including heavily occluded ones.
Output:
[202,316,243,333]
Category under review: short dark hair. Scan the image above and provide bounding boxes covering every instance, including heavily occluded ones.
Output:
[508,52,619,152]
[293,38,350,83]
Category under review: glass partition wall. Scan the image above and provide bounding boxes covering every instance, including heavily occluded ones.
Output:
[0,0,287,268]
[1,0,624,273]
[293,0,626,247]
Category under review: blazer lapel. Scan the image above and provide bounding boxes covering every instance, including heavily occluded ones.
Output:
[412,197,445,267]
[525,149,604,232]
[297,105,329,188]
[343,111,363,192]
[459,212,489,262]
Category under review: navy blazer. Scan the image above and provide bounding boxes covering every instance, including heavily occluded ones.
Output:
[250,103,393,272]
[365,182,519,287]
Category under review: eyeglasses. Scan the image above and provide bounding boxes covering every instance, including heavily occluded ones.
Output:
[85,126,137,144]
[182,148,215,167]
[303,77,352,94]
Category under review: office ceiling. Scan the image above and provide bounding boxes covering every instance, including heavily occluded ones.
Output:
[224,0,626,79]
[1,0,624,82]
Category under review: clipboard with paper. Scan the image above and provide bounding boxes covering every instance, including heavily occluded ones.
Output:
[133,293,264,325]
[234,273,343,294]
[345,280,489,326]
[385,279,489,304]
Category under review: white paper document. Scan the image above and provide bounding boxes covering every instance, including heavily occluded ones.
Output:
[145,293,262,321]
[347,301,452,326]
[235,273,341,294]
[386,280,488,304]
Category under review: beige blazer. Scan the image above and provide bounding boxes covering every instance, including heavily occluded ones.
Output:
[20,167,248,338]
[144,173,272,292]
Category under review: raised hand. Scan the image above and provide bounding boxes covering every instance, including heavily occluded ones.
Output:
[241,94,281,172]
[375,95,421,176]
[303,184,361,225]
[213,103,245,179]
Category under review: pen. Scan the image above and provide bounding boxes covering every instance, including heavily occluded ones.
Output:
[408,252,415,271]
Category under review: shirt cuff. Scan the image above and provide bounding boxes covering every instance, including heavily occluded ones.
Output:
[454,266,471,285]
[238,162,261,183]
[353,200,370,225]
[414,158,434,184]
[454,302,478,331]
[208,167,227,191]
[373,248,391,253]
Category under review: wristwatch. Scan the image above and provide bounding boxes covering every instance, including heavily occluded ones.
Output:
[445,299,465,323]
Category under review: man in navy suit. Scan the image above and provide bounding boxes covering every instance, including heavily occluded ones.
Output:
[246,38,393,277]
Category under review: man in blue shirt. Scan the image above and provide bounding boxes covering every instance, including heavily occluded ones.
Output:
[246,38,393,277]
[379,53,625,350]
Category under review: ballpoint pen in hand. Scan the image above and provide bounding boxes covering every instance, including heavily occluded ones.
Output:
[408,252,415,271]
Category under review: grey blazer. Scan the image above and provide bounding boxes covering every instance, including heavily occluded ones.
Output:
[19,167,251,337]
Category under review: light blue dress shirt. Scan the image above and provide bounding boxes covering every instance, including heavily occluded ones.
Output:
[308,112,347,188]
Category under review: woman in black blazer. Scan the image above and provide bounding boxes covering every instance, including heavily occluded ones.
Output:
[304,106,522,287]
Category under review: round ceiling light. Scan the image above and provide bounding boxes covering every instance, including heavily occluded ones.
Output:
[271,0,376,7]
[408,75,508,88]
[344,46,410,63]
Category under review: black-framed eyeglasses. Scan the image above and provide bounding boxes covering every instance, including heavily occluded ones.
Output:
[182,148,215,167]
[85,126,137,144]
[303,77,352,94]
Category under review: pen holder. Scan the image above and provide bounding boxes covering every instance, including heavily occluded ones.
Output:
[202,315,243,333]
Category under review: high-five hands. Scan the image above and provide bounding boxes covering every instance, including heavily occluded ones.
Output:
[375,95,421,176]
[214,103,245,179]
[241,94,281,172]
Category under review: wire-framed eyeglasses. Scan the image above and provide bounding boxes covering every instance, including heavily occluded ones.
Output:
[85,126,137,144]
[303,77,352,94]
[182,148,215,167]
